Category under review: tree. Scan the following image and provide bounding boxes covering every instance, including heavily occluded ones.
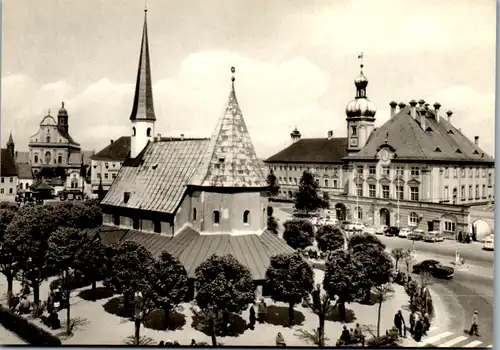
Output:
[75,238,107,299]
[267,216,279,235]
[323,249,365,322]
[194,254,255,346]
[104,241,155,314]
[349,233,385,251]
[391,248,406,271]
[266,169,280,197]
[316,225,345,253]
[0,203,20,306]
[265,252,314,327]
[303,284,339,347]
[293,171,328,215]
[402,249,415,275]
[283,219,315,250]
[46,227,89,335]
[52,201,103,230]
[373,283,395,337]
[148,251,189,330]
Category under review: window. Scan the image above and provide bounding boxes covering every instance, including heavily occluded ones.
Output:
[0,178,3,183]
[396,185,404,200]
[132,127,136,136]
[369,184,376,198]
[46,136,51,143]
[453,168,458,178]
[475,168,480,177]
[356,184,363,197]
[294,178,297,184]
[382,166,390,176]
[468,168,473,178]
[396,166,404,176]
[104,173,109,179]
[133,218,140,230]
[193,208,197,221]
[34,155,38,163]
[19,183,23,190]
[351,126,357,136]
[368,166,376,175]
[356,165,364,174]
[488,173,492,186]
[294,166,297,171]
[482,185,486,198]
[468,185,473,200]
[324,167,328,172]
[113,215,120,226]
[97,173,101,179]
[444,186,449,201]
[460,186,465,200]
[289,166,293,171]
[324,179,329,187]
[408,212,419,226]
[243,210,250,224]
[289,177,292,183]
[154,221,161,233]
[356,207,363,220]
[382,185,390,199]
[410,186,419,201]
[444,167,449,178]
[0,189,3,194]
[410,167,420,176]
[213,211,220,224]
[9,177,13,183]
[475,185,480,199]
[57,155,62,164]
[444,221,456,232]
[333,179,338,188]
[112,173,116,179]
[460,168,465,177]
[9,188,13,194]
[44,151,51,164]
[482,168,487,177]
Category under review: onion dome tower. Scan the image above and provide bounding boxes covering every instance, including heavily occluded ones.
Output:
[346,53,377,154]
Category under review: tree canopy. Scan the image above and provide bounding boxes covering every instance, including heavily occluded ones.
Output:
[316,225,345,253]
[194,254,255,314]
[46,227,89,274]
[283,219,315,250]
[293,171,328,214]
[266,169,280,197]
[349,233,386,251]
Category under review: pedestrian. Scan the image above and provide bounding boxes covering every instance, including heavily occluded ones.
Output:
[248,306,256,330]
[275,332,286,347]
[469,310,480,336]
[258,298,266,324]
[340,325,351,344]
[414,319,423,342]
[409,310,416,334]
[190,339,196,346]
[394,310,405,337]
[158,341,165,347]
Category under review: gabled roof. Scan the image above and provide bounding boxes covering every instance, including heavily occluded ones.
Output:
[30,181,53,190]
[92,136,131,161]
[0,149,18,177]
[345,106,494,164]
[265,137,348,164]
[189,72,268,188]
[15,152,29,164]
[129,10,156,121]
[101,139,209,214]
[16,163,33,179]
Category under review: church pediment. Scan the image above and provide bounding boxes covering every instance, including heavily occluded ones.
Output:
[366,176,377,183]
[379,177,391,184]
[407,178,421,186]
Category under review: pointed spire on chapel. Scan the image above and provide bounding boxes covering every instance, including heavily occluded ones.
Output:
[129,7,156,121]
[189,67,268,188]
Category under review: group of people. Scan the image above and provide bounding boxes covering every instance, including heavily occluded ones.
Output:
[394,309,430,342]
[247,298,268,330]
[338,323,365,346]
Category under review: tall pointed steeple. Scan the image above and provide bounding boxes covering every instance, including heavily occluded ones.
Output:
[129,7,156,121]
[189,67,268,188]
[7,131,14,146]
[7,131,15,157]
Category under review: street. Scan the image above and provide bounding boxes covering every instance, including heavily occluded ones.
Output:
[0,324,26,345]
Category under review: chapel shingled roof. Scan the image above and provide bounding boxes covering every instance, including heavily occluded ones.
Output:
[101,139,209,214]
[92,136,131,161]
[188,68,268,188]
[344,106,494,163]
[265,137,348,164]
[0,149,18,177]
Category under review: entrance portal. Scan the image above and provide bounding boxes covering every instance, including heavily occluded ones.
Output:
[335,203,347,221]
[380,208,390,226]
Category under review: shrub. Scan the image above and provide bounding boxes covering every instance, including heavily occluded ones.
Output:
[0,305,61,345]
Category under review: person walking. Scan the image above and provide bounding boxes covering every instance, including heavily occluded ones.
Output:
[248,306,256,330]
[469,310,480,336]
[409,310,416,334]
[414,318,423,342]
[258,298,267,324]
[394,310,406,337]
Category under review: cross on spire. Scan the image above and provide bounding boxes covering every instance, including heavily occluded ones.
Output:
[358,52,364,72]
[144,0,148,12]
[48,109,51,115]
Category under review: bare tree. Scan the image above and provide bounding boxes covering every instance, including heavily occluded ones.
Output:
[303,284,339,347]
[391,248,406,271]
[373,282,395,337]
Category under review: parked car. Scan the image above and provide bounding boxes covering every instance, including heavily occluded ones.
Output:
[408,229,425,240]
[364,227,377,235]
[412,259,455,279]
[375,225,388,235]
[422,231,445,242]
[398,228,412,238]
[483,235,495,251]
[352,222,365,231]
[342,221,355,231]
[385,226,400,237]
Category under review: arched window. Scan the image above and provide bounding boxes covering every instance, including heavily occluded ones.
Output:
[132,127,136,136]
[213,210,220,224]
[408,212,419,226]
[243,210,250,224]
[71,178,78,189]
[113,214,120,226]
[19,183,23,190]
[44,151,51,164]
[58,155,62,164]
[34,155,38,163]
[46,135,51,143]
[193,208,197,221]
[147,128,152,137]
[356,206,363,220]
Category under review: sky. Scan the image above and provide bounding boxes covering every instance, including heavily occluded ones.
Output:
[1,0,496,159]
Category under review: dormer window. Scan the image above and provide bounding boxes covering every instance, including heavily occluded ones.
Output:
[447,130,454,134]
[434,147,441,152]
[124,192,131,203]
[219,157,225,163]
[426,127,433,132]
[213,210,220,225]
[456,149,462,154]
[473,150,479,155]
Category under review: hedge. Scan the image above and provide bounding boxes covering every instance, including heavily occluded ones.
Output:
[0,305,62,345]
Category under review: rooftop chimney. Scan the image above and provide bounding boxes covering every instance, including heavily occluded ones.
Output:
[418,99,425,108]
[433,102,441,121]
[110,139,114,144]
[389,101,398,117]
[327,130,333,140]
[446,110,453,123]
[474,136,479,145]
[409,99,417,120]
[398,102,406,112]
[180,134,184,140]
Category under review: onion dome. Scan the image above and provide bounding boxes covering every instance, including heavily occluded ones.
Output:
[354,72,369,89]
[58,101,68,116]
[346,98,377,118]
[290,127,301,138]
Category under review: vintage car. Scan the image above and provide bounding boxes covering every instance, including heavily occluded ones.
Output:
[412,259,455,279]
[408,229,425,240]
[422,231,445,242]
[483,235,495,251]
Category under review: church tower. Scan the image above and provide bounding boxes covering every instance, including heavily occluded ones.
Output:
[57,102,69,135]
[130,7,156,159]
[7,132,14,157]
[345,53,376,154]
